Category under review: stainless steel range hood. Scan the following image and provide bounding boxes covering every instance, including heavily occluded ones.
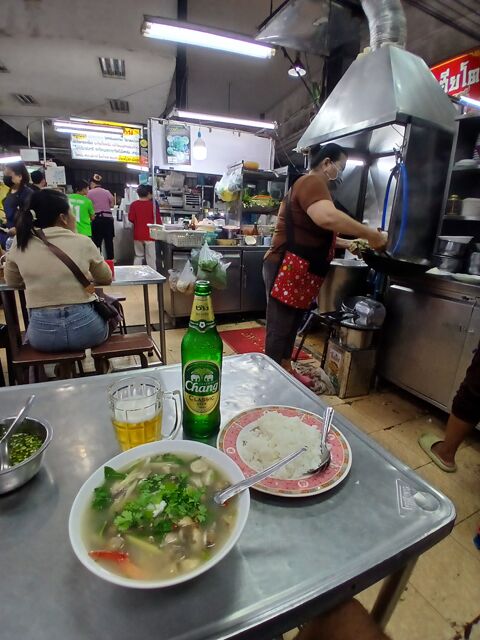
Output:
[297,45,456,149]
[297,0,456,150]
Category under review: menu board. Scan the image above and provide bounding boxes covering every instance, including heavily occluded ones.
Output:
[70,124,142,163]
[165,123,191,165]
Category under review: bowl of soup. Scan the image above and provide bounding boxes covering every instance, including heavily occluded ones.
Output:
[68,440,250,588]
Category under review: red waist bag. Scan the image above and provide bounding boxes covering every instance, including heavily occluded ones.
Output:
[270,251,325,310]
[270,190,335,310]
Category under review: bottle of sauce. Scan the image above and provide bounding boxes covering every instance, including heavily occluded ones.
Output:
[181,281,223,439]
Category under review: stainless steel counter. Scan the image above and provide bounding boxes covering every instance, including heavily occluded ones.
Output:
[155,241,268,323]
[379,273,480,412]
[1,354,454,640]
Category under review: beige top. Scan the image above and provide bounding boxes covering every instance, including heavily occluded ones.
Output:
[4,227,112,308]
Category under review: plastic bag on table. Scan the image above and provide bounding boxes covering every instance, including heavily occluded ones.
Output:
[198,241,222,273]
[168,269,179,292]
[207,261,230,290]
[176,260,197,294]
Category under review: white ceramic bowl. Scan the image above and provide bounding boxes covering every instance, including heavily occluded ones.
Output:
[68,440,250,589]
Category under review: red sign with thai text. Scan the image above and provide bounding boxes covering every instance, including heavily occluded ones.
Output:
[431,49,480,101]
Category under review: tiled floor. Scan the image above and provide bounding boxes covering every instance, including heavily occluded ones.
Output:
[1,285,479,639]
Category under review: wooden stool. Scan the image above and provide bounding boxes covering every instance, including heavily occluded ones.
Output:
[91,332,154,372]
[12,345,86,384]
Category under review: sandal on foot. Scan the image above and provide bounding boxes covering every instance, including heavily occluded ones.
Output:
[418,433,457,472]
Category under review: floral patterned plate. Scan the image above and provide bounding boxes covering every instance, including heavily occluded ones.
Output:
[217,405,352,498]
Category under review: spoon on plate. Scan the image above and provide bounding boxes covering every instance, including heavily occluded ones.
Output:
[0,395,36,471]
[214,442,331,506]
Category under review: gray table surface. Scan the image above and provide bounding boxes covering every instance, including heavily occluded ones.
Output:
[0,264,166,291]
[0,354,455,640]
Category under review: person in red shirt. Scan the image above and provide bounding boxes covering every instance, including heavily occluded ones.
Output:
[128,184,162,270]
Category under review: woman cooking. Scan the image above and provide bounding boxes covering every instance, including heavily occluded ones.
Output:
[263,143,387,383]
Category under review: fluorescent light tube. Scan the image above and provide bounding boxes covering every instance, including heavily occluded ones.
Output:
[142,17,275,59]
[346,159,365,168]
[53,120,124,134]
[57,128,123,138]
[459,96,480,109]
[0,155,22,163]
[126,164,149,172]
[175,110,276,130]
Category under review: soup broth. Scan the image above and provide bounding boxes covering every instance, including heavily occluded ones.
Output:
[82,454,237,581]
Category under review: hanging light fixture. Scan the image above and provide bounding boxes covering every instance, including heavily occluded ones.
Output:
[192,130,207,161]
[288,55,306,78]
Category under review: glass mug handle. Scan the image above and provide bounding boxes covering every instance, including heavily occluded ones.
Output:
[162,390,182,440]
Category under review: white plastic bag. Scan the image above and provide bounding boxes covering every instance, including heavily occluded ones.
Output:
[168,269,179,292]
[176,260,196,294]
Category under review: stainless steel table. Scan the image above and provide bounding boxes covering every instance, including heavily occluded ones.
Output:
[104,265,167,365]
[0,354,455,640]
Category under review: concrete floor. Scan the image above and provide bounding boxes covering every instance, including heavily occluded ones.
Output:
[1,284,479,639]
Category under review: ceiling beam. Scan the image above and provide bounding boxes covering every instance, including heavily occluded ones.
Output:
[403,0,480,42]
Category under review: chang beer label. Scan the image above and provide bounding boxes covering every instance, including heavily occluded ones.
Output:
[189,295,215,333]
[183,361,221,415]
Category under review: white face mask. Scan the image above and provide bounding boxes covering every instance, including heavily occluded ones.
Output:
[327,161,343,182]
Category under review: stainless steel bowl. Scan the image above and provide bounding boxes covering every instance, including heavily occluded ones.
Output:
[0,417,53,495]
[432,254,463,273]
[436,237,472,257]
[468,252,480,275]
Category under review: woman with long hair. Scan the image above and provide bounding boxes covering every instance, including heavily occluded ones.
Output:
[1,161,33,249]
[4,188,112,352]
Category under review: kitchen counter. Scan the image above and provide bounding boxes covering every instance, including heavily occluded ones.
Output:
[378,272,480,412]
[155,240,268,323]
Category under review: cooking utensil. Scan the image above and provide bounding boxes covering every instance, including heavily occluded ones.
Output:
[436,236,473,257]
[0,416,52,495]
[214,446,310,505]
[432,254,462,273]
[218,406,352,498]
[0,395,36,471]
[361,249,430,277]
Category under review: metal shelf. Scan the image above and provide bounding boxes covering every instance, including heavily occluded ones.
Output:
[443,215,480,222]
[452,167,480,173]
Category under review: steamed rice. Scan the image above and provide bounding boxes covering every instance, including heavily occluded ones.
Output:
[240,412,322,479]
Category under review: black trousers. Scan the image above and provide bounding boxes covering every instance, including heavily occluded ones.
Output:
[263,259,305,364]
[92,215,114,260]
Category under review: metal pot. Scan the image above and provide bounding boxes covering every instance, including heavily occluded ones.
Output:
[436,236,473,257]
[338,322,375,350]
[432,254,463,273]
[318,259,369,313]
[468,252,480,275]
[0,417,52,495]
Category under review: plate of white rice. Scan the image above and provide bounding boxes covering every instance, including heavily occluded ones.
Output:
[217,406,352,498]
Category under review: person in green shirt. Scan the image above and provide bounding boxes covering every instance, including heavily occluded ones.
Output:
[68,180,95,237]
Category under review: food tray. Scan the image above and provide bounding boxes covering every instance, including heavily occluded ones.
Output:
[149,227,206,247]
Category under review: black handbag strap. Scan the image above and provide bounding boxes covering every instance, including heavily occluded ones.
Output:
[33,228,92,289]
[284,188,296,251]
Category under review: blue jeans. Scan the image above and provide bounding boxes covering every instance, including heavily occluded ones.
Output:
[27,303,109,352]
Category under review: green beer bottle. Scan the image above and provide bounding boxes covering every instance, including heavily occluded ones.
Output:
[181,281,223,439]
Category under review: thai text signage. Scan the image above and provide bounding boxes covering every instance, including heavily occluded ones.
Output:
[431,49,480,100]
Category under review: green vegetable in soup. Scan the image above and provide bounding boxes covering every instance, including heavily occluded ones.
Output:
[84,453,237,581]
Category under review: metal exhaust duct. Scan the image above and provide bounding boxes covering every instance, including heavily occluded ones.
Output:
[360,0,407,50]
